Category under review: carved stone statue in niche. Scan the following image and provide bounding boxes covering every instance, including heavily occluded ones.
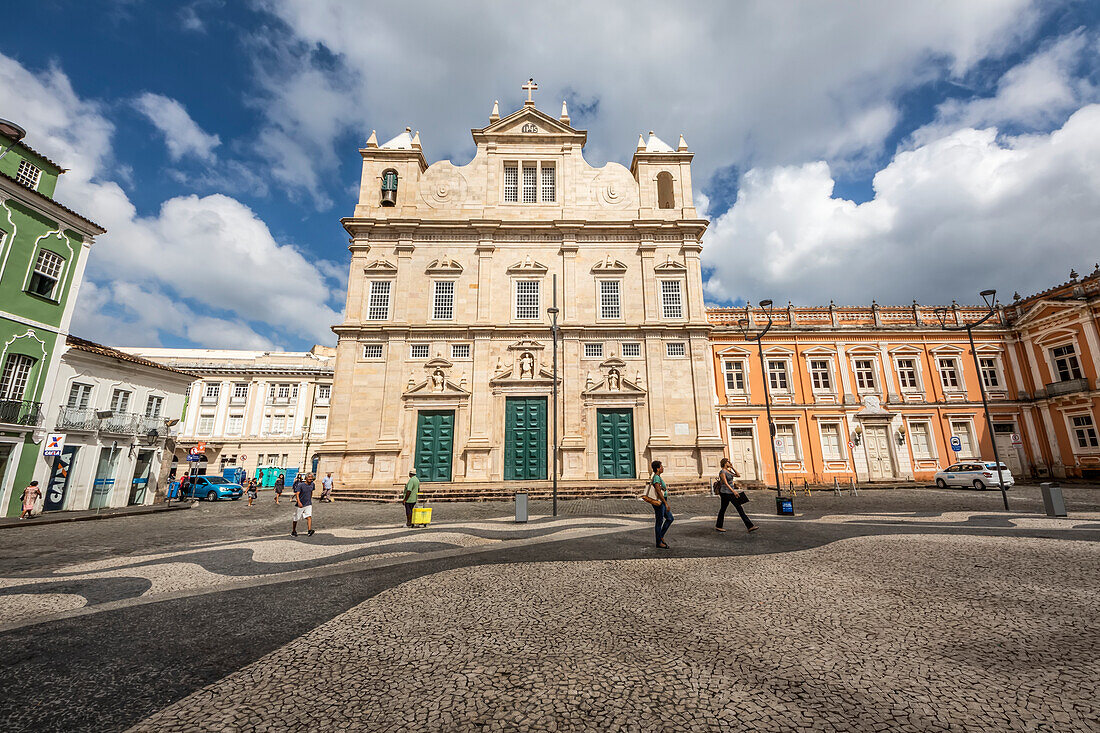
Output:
[431,369,445,392]
[519,352,535,379]
[607,369,621,391]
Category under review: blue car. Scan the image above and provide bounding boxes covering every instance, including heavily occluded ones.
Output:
[182,475,244,501]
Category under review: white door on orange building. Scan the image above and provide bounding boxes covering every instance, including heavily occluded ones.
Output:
[864,424,893,479]
[727,426,758,481]
[992,423,1025,475]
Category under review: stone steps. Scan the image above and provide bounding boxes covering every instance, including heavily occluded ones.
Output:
[332,480,713,503]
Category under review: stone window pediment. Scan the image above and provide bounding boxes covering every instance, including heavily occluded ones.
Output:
[507,256,548,275]
[364,259,398,275]
[653,255,687,273]
[426,255,463,275]
[591,255,628,274]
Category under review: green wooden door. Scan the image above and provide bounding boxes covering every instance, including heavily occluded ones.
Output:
[414,410,454,482]
[504,397,547,480]
[597,409,636,479]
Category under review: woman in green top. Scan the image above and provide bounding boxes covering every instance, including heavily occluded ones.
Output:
[650,460,674,548]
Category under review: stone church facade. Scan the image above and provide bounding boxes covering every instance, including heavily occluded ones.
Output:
[319,91,725,491]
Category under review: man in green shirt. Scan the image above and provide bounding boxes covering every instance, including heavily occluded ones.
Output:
[403,470,420,527]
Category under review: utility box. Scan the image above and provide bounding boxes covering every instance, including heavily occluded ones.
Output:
[776,495,794,516]
[515,492,528,523]
[1040,482,1067,517]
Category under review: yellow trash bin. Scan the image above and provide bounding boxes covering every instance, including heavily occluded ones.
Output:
[411,506,432,527]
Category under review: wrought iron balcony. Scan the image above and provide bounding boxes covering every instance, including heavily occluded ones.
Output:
[100,411,144,435]
[57,407,99,431]
[1045,378,1090,397]
[0,399,43,427]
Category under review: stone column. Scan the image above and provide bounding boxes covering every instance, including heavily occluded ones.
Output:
[638,236,657,323]
[391,231,415,324]
[473,224,497,324]
[680,236,707,324]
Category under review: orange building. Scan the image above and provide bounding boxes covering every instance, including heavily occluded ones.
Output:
[1003,268,1100,480]
[706,269,1099,486]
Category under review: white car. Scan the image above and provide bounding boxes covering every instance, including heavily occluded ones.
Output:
[934,462,1015,490]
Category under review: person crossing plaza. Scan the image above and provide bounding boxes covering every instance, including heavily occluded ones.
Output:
[291,473,314,537]
[403,470,419,528]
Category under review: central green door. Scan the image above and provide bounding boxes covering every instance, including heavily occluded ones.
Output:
[414,410,454,482]
[597,409,636,479]
[504,397,547,480]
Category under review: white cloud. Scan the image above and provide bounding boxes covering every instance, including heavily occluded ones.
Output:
[701,105,1100,306]
[0,53,342,348]
[133,92,221,162]
[253,0,1039,200]
[911,30,1099,145]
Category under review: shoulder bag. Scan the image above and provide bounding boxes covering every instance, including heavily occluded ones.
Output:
[641,483,662,506]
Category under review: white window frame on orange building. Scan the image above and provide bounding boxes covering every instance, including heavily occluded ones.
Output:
[931,346,967,396]
[773,420,801,462]
[816,419,845,460]
[802,349,839,399]
[849,352,879,394]
[765,356,792,395]
[1065,411,1100,452]
[1046,340,1085,383]
[889,347,925,396]
[948,417,979,459]
[722,359,747,395]
[905,417,938,461]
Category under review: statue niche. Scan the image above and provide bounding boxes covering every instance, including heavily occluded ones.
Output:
[519,352,535,379]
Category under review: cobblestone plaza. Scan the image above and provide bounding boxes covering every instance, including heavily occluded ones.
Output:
[1,487,1098,731]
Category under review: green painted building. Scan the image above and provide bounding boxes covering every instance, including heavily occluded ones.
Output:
[0,129,104,516]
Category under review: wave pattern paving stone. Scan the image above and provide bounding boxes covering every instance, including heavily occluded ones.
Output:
[131,533,1100,732]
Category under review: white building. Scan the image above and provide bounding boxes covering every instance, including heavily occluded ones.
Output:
[34,336,192,511]
[121,346,335,478]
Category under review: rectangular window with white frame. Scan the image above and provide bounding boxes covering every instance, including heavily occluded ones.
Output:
[198,413,215,435]
[111,389,131,413]
[775,423,798,460]
[231,382,249,402]
[451,343,471,360]
[1050,344,1083,381]
[312,414,328,435]
[584,342,603,359]
[598,280,621,319]
[316,384,331,403]
[144,395,163,419]
[767,359,789,391]
[723,360,746,393]
[819,422,842,460]
[28,249,64,298]
[432,280,455,320]
[541,163,556,202]
[1071,414,1099,449]
[621,342,641,358]
[938,357,961,390]
[666,342,686,358]
[367,280,391,320]
[514,279,540,319]
[202,382,220,404]
[522,163,537,203]
[409,343,430,360]
[17,160,42,189]
[659,280,683,319]
[809,359,832,391]
[978,357,1000,389]
[949,419,976,458]
[503,164,518,202]
[896,358,920,390]
[362,343,383,360]
[226,413,244,435]
[908,420,935,459]
[854,359,877,391]
[0,354,33,401]
[67,382,92,410]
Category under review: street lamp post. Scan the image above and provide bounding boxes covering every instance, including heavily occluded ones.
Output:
[547,274,560,518]
[737,300,782,496]
[934,290,1010,511]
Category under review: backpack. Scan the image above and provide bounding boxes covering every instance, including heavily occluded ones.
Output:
[712,477,722,495]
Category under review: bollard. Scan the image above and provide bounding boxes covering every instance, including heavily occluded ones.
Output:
[515,492,528,523]
[833,476,840,496]
[1039,482,1067,517]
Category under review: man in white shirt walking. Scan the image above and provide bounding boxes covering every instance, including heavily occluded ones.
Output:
[320,472,334,502]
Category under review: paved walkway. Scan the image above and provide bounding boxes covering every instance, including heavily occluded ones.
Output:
[0,486,1096,732]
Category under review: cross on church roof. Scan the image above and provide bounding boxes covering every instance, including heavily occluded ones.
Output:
[522,78,538,105]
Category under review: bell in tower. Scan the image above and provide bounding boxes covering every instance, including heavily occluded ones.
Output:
[380,169,398,207]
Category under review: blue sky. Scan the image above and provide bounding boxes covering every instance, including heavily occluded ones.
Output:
[1,1,1098,351]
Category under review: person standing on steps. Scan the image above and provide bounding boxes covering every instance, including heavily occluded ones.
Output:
[273,473,285,504]
[716,458,757,533]
[291,471,314,537]
[403,470,419,527]
[650,460,674,549]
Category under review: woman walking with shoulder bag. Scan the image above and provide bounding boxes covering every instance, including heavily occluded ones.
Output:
[646,460,674,549]
[716,458,757,533]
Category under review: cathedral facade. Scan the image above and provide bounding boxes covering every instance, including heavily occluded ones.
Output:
[319,91,724,491]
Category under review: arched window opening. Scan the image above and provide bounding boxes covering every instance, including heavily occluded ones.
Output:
[656,172,675,209]
[381,169,399,207]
